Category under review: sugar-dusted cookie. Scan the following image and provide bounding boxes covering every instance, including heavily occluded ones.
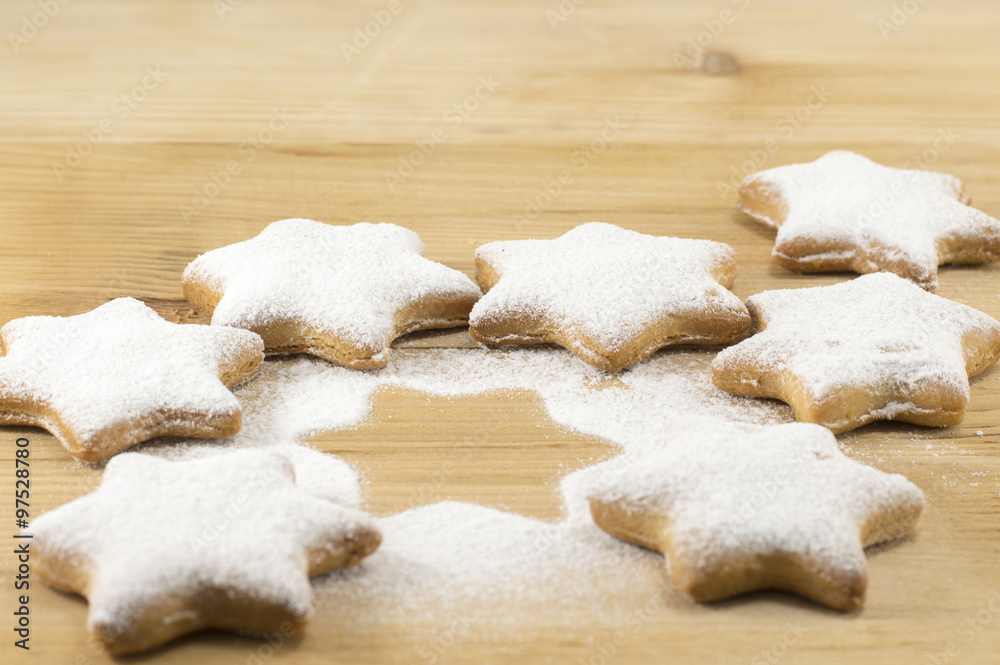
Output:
[468,223,751,371]
[0,297,263,462]
[31,450,381,654]
[712,272,1000,433]
[738,150,1000,290]
[587,417,924,610]
[182,219,482,370]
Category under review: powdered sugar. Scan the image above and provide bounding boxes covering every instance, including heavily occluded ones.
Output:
[31,449,381,653]
[585,417,924,606]
[383,346,791,456]
[0,297,263,461]
[144,441,364,509]
[742,150,1000,289]
[157,345,790,461]
[470,222,750,368]
[127,343,791,618]
[315,501,679,632]
[128,342,789,586]
[712,272,1000,428]
[183,219,481,361]
[32,306,929,635]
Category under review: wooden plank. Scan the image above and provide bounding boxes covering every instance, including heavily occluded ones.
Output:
[2,0,1000,662]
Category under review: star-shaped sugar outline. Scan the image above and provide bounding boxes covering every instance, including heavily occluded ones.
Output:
[469,222,751,372]
[30,450,381,655]
[739,150,1000,290]
[711,272,1000,433]
[586,417,924,611]
[0,297,264,462]
[182,219,482,370]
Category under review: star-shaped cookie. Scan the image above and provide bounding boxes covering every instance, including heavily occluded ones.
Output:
[182,219,482,369]
[587,417,924,610]
[0,297,263,461]
[468,223,751,371]
[31,450,381,654]
[738,150,1000,289]
[711,272,1000,433]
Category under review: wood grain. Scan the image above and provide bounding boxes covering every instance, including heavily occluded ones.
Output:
[2,0,1000,663]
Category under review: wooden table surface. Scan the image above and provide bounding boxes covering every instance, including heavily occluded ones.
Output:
[3,0,1000,663]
